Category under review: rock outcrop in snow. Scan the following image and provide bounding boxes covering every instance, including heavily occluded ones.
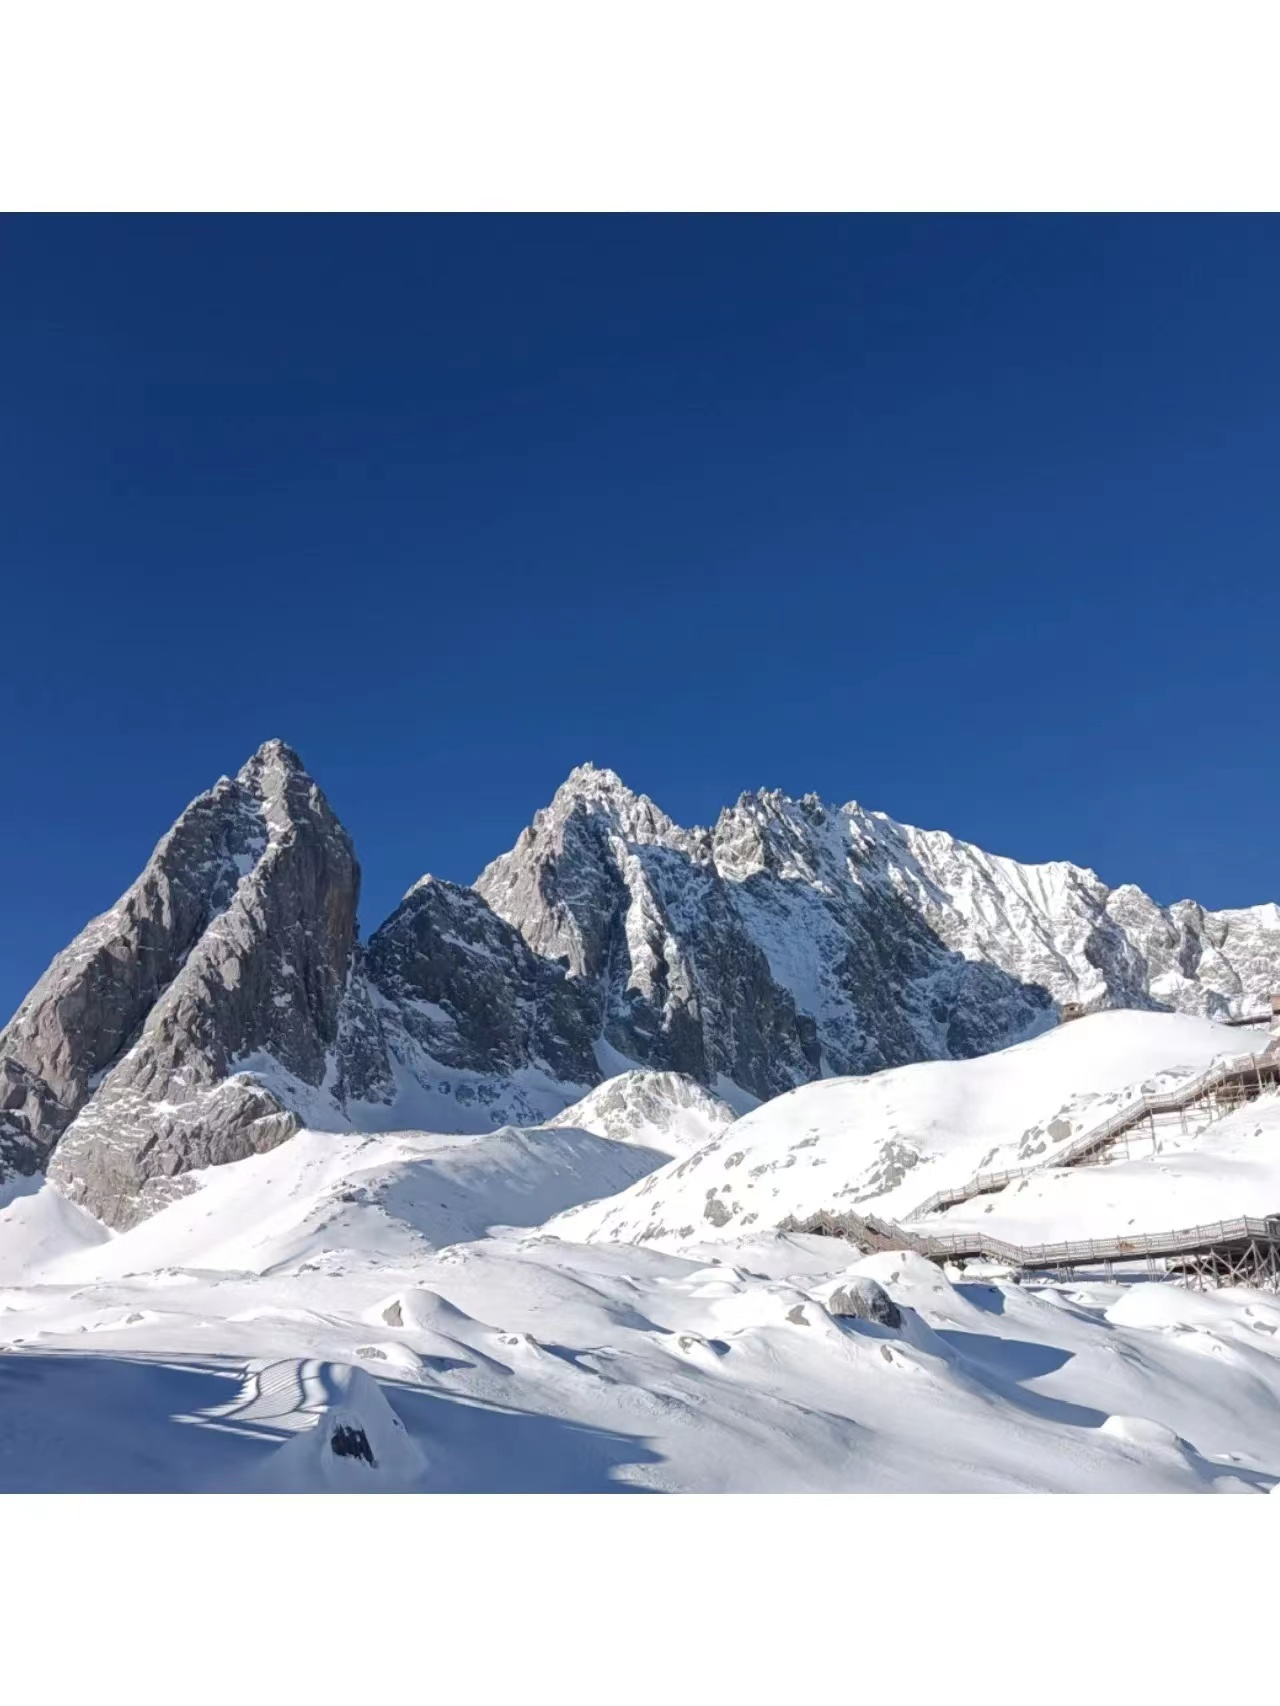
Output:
[819,1276,902,1329]
[545,1069,739,1156]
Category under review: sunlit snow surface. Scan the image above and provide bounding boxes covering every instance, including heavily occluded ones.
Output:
[554,1010,1276,1244]
[2,1020,1279,1493]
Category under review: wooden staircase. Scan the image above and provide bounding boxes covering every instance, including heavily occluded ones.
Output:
[778,1044,1280,1291]
[901,1049,1280,1224]
[779,1206,1280,1290]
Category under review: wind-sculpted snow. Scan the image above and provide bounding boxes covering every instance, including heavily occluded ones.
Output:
[2,1141,1279,1490]
[551,1011,1273,1249]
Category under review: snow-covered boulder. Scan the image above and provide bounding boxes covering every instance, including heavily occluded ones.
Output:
[819,1276,902,1329]
[256,1363,427,1492]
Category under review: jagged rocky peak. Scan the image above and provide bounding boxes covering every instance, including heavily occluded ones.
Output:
[475,763,689,981]
[711,786,839,882]
[35,738,394,1227]
[477,762,1280,1097]
[365,874,598,1086]
[0,739,292,1180]
[476,769,824,1101]
[548,762,704,864]
[9,744,1280,1230]
[236,736,325,831]
[549,762,684,840]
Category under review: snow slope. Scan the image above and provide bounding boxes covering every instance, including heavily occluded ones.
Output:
[3,1196,1278,1491]
[0,1124,664,1288]
[551,1012,1272,1247]
[3,1041,1280,1493]
[0,1069,723,1289]
[924,1092,1280,1247]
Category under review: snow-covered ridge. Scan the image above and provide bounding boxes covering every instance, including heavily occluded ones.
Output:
[550,1011,1276,1250]
[545,1070,737,1153]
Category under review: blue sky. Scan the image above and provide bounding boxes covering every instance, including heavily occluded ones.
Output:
[2,215,1278,1021]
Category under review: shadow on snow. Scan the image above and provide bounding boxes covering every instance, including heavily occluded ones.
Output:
[0,1348,662,1493]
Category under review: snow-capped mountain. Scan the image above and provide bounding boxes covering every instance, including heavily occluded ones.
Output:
[3,741,1279,1228]
[477,762,1280,1089]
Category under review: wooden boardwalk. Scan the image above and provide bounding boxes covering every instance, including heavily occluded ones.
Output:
[779,1042,1280,1290]
[902,1048,1280,1223]
[780,1206,1280,1289]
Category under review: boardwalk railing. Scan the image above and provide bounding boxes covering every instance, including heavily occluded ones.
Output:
[780,1207,1280,1281]
[902,1049,1280,1222]
[918,1214,1280,1269]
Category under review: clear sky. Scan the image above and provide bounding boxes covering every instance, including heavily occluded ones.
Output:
[2,215,1278,1022]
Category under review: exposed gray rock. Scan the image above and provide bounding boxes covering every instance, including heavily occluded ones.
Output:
[4,743,616,1226]
[824,1278,902,1329]
[476,765,1280,1094]
[46,741,395,1227]
[474,766,820,1100]
[0,757,271,1177]
[365,875,598,1086]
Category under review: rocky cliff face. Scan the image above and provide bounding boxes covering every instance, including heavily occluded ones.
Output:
[477,765,1280,1091]
[471,766,1044,1096]
[36,742,394,1226]
[474,767,821,1100]
[365,875,598,1086]
[3,744,613,1227]
[1,753,274,1181]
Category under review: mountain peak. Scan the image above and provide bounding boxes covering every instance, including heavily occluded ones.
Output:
[237,737,307,786]
[556,761,639,800]
[541,763,686,847]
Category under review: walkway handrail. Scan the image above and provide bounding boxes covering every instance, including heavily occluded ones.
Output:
[919,1213,1280,1266]
[901,1049,1276,1222]
[782,1206,1280,1272]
